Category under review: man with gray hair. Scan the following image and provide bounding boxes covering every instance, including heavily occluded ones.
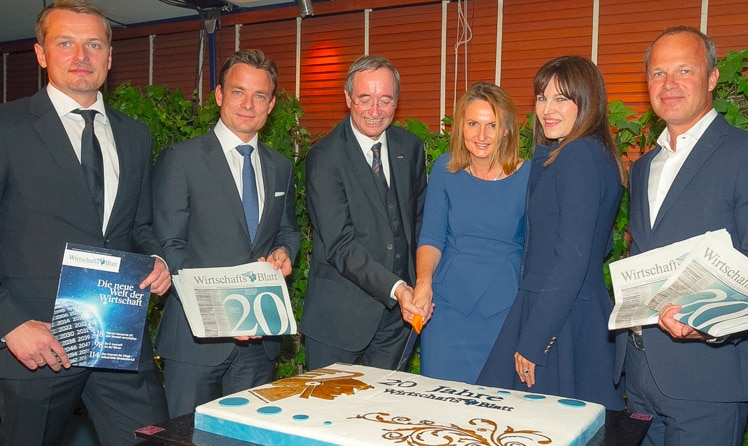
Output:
[302,55,427,370]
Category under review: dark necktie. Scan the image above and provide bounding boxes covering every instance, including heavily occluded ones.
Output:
[236,144,259,241]
[371,142,387,188]
[72,109,105,222]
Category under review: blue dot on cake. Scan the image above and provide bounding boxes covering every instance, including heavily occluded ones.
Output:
[257,406,282,415]
[218,397,249,407]
[524,394,546,400]
[293,414,309,421]
[558,399,587,408]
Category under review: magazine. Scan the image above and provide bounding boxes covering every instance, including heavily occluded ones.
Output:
[51,243,155,370]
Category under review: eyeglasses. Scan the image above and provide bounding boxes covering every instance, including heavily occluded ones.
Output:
[351,96,396,110]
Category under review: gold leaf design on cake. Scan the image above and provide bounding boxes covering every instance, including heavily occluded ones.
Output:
[251,367,372,402]
[352,412,553,445]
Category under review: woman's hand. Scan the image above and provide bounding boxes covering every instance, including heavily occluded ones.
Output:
[514,351,536,388]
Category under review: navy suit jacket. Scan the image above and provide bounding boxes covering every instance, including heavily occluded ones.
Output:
[0,89,163,380]
[614,114,748,402]
[152,129,300,366]
[301,117,426,351]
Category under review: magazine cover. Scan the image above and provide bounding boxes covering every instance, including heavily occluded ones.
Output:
[50,243,155,370]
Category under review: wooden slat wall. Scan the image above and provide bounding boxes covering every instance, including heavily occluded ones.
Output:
[708,0,748,56]
[299,12,364,135]
[371,3,443,128]
[444,0,499,123]
[238,20,299,102]
[501,0,594,118]
[152,31,202,98]
[107,36,151,91]
[5,50,38,102]
[3,0,748,138]
[598,0,702,114]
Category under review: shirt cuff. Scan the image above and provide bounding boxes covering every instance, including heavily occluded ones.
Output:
[389,280,405,302]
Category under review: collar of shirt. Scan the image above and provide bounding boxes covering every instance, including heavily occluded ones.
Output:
[349,117,391,184]
[214,119,265,214]
[655,108,718,155]
[47,84,107,123]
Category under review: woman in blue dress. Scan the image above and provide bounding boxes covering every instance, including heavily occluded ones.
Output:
[477,56,625,409]
[411,82,529,384]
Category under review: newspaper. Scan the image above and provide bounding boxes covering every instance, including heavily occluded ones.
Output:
[608,229,732,331]
[173,261,297,338]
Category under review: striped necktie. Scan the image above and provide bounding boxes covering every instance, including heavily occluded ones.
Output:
[371,142,387,188]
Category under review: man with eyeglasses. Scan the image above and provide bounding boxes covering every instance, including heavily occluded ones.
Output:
[302,55,428,371]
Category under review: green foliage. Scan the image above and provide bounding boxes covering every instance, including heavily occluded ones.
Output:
[714,48,748,129]
[105,83,219,160]
[399,117,451,172]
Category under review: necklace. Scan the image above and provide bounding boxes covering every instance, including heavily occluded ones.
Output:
[468,164,504,181]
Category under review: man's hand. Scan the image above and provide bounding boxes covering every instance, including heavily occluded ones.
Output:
[140,257,171,296]
[658,304,710,340]
[261,247,293,277]
[4,320,71,372]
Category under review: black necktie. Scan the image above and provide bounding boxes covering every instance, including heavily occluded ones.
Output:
[371,142,387,188]
[72,109,104,222]
[236,144,259,241]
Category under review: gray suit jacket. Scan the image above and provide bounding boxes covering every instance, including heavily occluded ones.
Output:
[301,117,427,351]
[0,89,163,379]
[614,114,748,402]
[153,129,300,366]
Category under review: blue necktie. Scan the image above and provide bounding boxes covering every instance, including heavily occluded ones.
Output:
[72,109,104,222]
[236,144,259,241]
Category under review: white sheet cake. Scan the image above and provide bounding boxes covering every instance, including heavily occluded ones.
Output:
[195,363,605,446]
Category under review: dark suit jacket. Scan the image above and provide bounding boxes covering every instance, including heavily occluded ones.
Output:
[614,114,748,402]
[301,117,427,351]
[0,89,163,380]
[152,129,300,366]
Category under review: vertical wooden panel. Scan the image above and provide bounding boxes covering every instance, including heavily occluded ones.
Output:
[370,3,443,128]
[708,0,748,55]
[299,12,365,137]
[501,0,594,118]
[598,0,702,115]
[238,19,299,101]
[107,36,150,92]
[444,0,499,121]
[5,50,39,102]
[152,30,202,99]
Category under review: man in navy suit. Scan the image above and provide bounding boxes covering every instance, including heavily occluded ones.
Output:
[152,49,300,418]
[616,26,748,445]
[301,55,427,371]
[0,1,170,444]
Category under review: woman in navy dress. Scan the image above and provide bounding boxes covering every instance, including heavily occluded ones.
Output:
[411,82,529,384]
[477,56,626,409]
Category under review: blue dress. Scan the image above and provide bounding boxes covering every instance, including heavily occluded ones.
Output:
[477,136,625,410]
[418,153,529,384]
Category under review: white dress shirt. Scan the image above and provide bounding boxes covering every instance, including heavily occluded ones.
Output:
[648,109,718,227]
[47,84,119,234]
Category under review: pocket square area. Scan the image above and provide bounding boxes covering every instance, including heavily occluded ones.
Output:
[274,191,286,197]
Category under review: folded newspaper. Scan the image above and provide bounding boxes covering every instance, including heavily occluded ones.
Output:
[173,262,297,338]
[609,229,748,337]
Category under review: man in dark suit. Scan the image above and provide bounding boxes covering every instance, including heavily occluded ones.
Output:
[301,55,427,371]
[0,1,170,444]
[153,49,300,418]
[615,26,748,445]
